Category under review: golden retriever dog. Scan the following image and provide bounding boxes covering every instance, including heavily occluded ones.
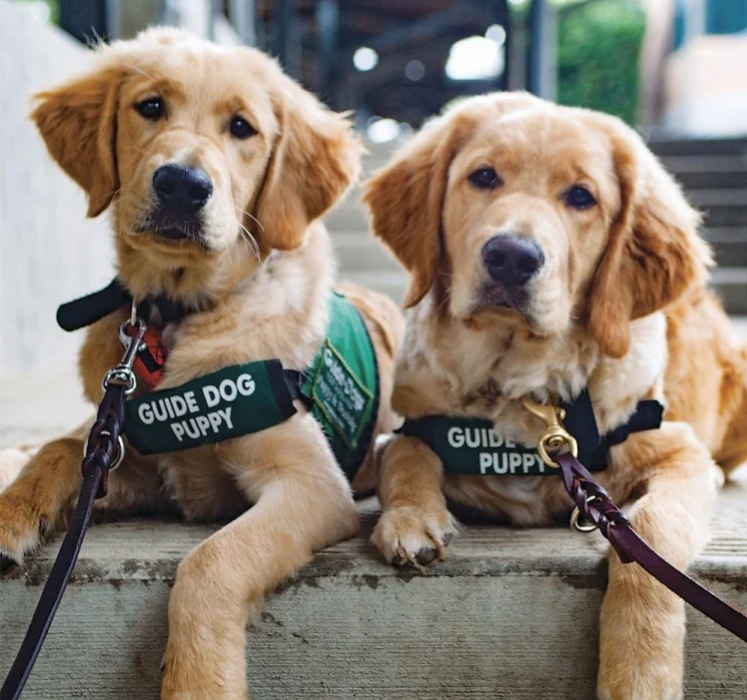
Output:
[0,28,402,699]
[363,92,747,700]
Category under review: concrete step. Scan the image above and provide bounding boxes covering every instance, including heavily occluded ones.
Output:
[339,269,407,304]
[326,199,369,233]
[673,169,747,190]
[677,189,747,228]
[2,490,747,700]
[711,268,747,314]
[704,227,747,268]
[648,137,747,157]
[688,189,747,208]
[333,231,400,273]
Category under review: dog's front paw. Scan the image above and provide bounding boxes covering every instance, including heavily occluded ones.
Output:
[0,490,53,570]
[372,504,457,570]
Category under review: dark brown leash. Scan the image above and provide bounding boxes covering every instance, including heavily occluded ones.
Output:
[523,398,747,643]
[1,321,145,700]
[556,452,747,642]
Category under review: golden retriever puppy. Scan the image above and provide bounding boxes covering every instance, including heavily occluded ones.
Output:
[363,92,747,700]
[0,28,402,699]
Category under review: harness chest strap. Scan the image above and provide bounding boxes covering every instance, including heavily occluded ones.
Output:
[398,391,664,476]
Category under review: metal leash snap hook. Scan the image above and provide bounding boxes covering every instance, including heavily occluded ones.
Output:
[523,398,579,468]
[103,314,147,396]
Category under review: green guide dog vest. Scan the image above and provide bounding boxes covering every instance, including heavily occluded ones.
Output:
[124,292,379,480]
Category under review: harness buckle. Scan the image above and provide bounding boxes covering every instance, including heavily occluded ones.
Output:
[523,398,579,469]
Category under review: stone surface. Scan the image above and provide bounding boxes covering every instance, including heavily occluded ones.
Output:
[2,494,747,700]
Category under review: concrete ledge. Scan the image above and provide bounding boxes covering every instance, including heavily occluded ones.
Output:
[2,484,747,700]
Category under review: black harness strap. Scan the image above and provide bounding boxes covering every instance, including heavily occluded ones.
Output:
[563,390,664,467]
[55,277,197,332]
[56,279,130,332]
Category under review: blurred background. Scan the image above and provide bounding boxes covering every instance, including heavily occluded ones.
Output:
[0,0,745,431]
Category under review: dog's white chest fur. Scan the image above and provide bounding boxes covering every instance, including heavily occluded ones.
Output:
[395,303,668,522]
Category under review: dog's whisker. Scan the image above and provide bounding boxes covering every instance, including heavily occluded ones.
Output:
[236,208,265,232]
[238,223,261,261]
[122,63,159,81]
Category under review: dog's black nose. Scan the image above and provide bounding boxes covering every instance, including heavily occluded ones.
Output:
[152,164,213,215]
[482,235,545,287]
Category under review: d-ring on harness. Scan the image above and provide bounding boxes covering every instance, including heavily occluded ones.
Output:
[524,398,747,643]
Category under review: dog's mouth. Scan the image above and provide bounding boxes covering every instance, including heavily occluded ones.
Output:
[470,282,538,329]
[134,211,210,249]
[478,282,529,313]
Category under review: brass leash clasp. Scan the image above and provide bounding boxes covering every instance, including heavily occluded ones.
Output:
[522,398,579,469]
[523,398,596,532]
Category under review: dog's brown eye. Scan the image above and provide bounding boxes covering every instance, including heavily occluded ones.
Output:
[468,167,501,190]
[230,116,256,139]
[565,185,597,210]
[135,97,164,120]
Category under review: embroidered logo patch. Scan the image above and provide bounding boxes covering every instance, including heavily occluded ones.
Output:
[308,340,373,448]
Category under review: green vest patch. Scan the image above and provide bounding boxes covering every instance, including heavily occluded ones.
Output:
[123,292,378,480]
[300,292,378,479]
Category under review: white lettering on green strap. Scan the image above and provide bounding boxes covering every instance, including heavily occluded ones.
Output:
[401,416,553,477]
[125,362,294,455]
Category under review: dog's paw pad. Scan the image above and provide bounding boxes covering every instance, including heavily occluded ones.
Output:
[372,505,458,570]
[414,546,438,566]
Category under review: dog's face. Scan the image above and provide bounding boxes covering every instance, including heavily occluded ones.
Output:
[441,108,621,336]
[364,93,710,358]
[32,28,359,273]
[112,45,278,254]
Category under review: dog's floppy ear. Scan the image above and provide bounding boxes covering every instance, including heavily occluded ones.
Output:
[586,116,711,358]
[31,66,122,218]
[362,115,458,308]
[256,73,361,251]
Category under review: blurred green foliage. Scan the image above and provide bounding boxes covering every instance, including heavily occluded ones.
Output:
[557,0,646,124]
[16,0,58,24]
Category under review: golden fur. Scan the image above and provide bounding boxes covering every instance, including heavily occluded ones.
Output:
[0,29,402,699]
[363,92,747,700]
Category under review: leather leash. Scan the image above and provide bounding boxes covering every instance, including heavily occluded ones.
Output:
[1,321,144,700]
[524,398,747,643]
[556,452,747,642]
